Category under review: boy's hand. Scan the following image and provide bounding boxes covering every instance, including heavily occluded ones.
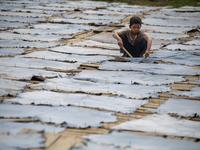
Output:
[144,51,149,59]
[117,38,123,48]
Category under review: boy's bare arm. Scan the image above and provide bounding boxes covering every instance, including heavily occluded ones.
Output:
[112,32,123,48]
[143,35,152,58]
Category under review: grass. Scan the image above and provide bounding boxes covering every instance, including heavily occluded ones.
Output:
[93,0,200,8]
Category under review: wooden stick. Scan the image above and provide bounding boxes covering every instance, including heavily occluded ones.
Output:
[122,47,133,58]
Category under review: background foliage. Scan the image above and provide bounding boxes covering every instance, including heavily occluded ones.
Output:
[94,0,200,7]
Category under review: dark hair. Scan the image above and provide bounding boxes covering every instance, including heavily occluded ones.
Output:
[130,16,142,26]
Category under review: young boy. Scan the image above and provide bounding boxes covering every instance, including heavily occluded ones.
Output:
[112,16,152,58]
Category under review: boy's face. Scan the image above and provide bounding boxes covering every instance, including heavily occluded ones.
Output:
[129,24,141,35]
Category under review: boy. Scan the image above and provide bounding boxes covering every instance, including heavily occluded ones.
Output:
[112,16,152,58]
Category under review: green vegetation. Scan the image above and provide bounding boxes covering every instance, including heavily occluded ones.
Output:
[94,0,200,8]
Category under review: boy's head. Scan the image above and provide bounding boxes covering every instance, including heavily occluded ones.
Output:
[129,16,142,35]
[130,16,142,26]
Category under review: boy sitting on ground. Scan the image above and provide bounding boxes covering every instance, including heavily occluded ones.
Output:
[112,16,152,58]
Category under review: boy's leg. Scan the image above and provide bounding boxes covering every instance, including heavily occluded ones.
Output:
[139,38,147,57]
[119,35,130,56]
[119,36,147,57]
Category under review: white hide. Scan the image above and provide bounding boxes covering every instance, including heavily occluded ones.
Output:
[84,131,200,150]
[29,77,171,99]
[20,51,115,63]
[112,114,200,138]
[149,98,200,117]
[0,104,117,128]
[0,57,81,70]
[171,87,200,98]
[74,70,185,85]
[4,91,148,114]
[51,45,120,56]
[0,120,65,135]
[99,61,200,75]
[0,78,28,96]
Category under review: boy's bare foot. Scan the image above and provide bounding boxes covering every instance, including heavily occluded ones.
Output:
[122,53,128,57]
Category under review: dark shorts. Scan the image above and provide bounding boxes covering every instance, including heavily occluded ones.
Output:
[120,35,147,57]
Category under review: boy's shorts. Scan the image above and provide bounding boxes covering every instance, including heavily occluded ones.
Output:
[120,35,147,57]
